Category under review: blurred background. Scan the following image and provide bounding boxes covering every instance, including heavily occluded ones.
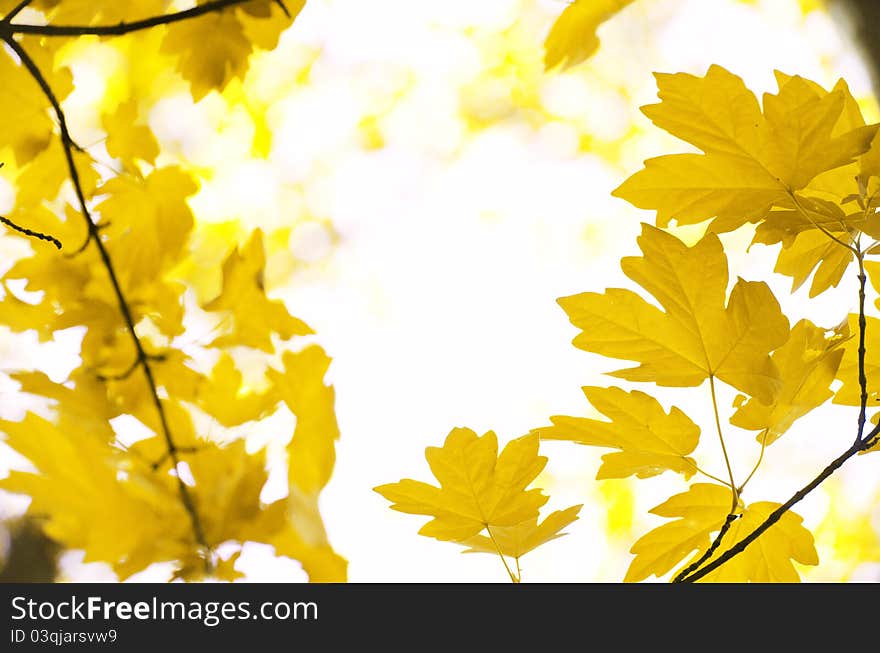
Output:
[1,0,879,582]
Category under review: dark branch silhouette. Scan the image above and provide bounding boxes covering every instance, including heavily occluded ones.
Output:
[0,12,234,569]
[677,427,878,582]
[672,513,738,583]
[0,214,62,249]
[0,0,251,37]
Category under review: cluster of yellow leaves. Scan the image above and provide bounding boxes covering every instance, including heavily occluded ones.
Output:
[614,65,880,296]
[627,484,817,583]
[530,66,880,582]
[378,63,880,581]
[375,428,581,581]
[0,0,345,581]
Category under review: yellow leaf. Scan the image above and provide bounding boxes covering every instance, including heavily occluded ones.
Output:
[0,412,189,577]
[762,75,877,190]
[103,99,160,167]
[13,138,100,210]
[770,229,853,297]
[613,152,785,230]
[460,505,582,559]
[626,483,817,582]
[559,224,789,403]
[240,0,304,51]
[375,429,548,542]
[731,319,847,444]
[640,65,764,159]
[535,386,699,480]
[203,229,313,352]
[698,502,819,582]
[614,66,878,232]
[96,167,198,295]
[161,10,252,101]
[197,353,280,427]
[185,439,273,547]
[0,49,55,165]
[267,346,338,494]
[543,0,635,71]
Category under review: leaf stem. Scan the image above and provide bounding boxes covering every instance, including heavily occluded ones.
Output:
[709,375,738,512]
[486,526,519,583]
[686,459,734,488]
[738,428,769,493]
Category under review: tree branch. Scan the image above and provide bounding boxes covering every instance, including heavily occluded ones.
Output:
[672,234,876,582]
[672,513,738,583]
[0,214,61,249]
[2,35,210,565]
[0,0,251,37]
[675,428,877,582]
[856,250,869,444]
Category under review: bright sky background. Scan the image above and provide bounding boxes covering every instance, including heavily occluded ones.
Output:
[2,0,880,583]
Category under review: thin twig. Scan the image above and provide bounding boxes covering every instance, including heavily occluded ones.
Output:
[676,427,878,582]
[3,36,210,564]
[672,513,738,583]
[856,248,869,444]
[0,214,61,249]
[0,0,251,37]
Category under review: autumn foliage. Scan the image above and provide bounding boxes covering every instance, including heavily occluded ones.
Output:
[378,60,880,581]
[0,0,342,582]
[1,0,878,584]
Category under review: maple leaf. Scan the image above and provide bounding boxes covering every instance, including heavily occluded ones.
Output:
[558,223,789,403]
[0,49,56,165]
[95,166,198,295]
[160,1,303,101]
[731,319,847,444]
[13,138,100,210]
[196,353,280,427]
[769,229,855,297]
[161,10,252,102]
[203,230,313,352]
[460,505,582,559]
[543,0,635,71]
[102,99,160,167]
[267,346,339,494]
[613,65,879,233]
[535,386,700,480]
[626,483,818,582]
[375,429,549,542]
